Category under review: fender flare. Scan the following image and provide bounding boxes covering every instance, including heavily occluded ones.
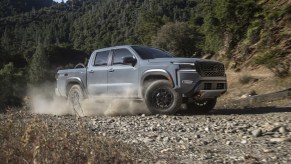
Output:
[66,77,87,96]
[141,69,174,87]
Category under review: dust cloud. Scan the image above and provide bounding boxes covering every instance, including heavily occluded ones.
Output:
[29,85,150,117]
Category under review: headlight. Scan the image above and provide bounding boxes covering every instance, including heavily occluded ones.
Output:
[173,62,196,71]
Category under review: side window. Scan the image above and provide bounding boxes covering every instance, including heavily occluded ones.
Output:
[113,49,134,65]
[94,50,110,66]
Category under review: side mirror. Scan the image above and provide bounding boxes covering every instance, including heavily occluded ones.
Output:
[123,56,137,66]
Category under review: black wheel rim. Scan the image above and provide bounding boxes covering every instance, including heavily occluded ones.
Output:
[151,88,174,110]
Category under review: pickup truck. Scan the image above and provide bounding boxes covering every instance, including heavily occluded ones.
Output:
[55,45,227,115]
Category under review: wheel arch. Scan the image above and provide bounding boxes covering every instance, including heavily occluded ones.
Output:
[141,69,174,87]
[140,69,174,98]
[66,77,87,97]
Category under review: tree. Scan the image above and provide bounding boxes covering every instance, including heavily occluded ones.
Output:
[136,11,163,45]
[151,22,202,57]
[0,63,23,109]
[28,43,49,86]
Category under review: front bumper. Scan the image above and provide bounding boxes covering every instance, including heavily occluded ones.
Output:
[174,70,227,98]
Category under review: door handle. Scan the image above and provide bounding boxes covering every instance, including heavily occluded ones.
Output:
[89,70,94,73]
[108,68,114,72]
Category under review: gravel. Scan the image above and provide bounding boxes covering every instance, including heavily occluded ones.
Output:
[86,107,291,163]
[4,107,291,163]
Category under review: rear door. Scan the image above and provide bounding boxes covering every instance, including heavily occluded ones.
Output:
[107,48,139,97]
[87,50,111,95]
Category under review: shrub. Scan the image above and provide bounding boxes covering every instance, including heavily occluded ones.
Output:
[239,74,256,85]
[254,48,289,77]
[247,25,261,44]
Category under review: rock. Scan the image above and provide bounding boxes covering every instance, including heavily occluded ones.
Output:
[248,90,257,96]
[270,137,290,142]
[241,140,247,144]
[143,137,154,143]
[252,129,262,137]
[202,141,208,145]
[241,94,248,98]
[163,137,169,143]
[155,160,167,164]
[279,126,287,134]
[160,148,172,153]
[268,126,281,132]
[226,141,232,145]
[263,149,273,153]
[205,127,210,132]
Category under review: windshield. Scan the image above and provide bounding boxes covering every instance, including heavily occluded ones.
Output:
[131,46,173,59]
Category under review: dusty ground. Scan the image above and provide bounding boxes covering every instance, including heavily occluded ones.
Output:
[1,106,290,163]
[90,107,291,163]
[1,67,291,163]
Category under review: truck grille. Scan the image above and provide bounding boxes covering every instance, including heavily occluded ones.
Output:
[197,62,225,77]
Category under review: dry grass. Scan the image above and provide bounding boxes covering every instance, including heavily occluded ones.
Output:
[0,110,148,164]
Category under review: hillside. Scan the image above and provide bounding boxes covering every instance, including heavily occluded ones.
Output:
[0,0,290,108]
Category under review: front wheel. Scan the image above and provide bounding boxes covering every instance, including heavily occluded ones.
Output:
[186,98,217,114]
[68,84,85,117]
[144,80,182,115]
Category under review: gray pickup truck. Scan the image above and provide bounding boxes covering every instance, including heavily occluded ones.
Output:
[55,45,227,115]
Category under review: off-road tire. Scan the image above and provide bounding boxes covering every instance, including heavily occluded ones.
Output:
[145,80,182,115]
[186,98,217,114]
[68,84,85,117]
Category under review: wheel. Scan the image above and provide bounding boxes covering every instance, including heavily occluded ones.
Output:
[186,98,217,114]
[144,80,182,115]
[68,84,85,117]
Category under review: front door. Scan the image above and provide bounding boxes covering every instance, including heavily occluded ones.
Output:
[107,48,139,97]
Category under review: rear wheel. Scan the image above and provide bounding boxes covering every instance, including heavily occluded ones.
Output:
[186,98,217,114]
[145,80,182,115]
[68,84,85,117]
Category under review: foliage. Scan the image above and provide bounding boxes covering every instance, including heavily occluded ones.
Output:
[254,48,290,77]
[0,0,54,18]
[136,11,164,45]
[0,63,24,109]
[28,43,49,86]
[152,22,202,57]
[246,19,263,44]
[0,0,289,107]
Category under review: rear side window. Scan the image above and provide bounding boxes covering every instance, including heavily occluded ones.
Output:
[113,49,134,65]
[94,50,110,66]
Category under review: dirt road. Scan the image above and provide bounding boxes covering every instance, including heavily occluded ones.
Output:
[88,107,291,163]
[1,107,291,163]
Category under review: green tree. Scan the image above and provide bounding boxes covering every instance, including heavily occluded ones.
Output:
[28,43,49,86]
[136,11,163,45]
[0,63,23,109]
[152,22,202,57]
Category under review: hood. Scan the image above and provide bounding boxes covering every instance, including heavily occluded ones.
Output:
[147,57,215,64]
